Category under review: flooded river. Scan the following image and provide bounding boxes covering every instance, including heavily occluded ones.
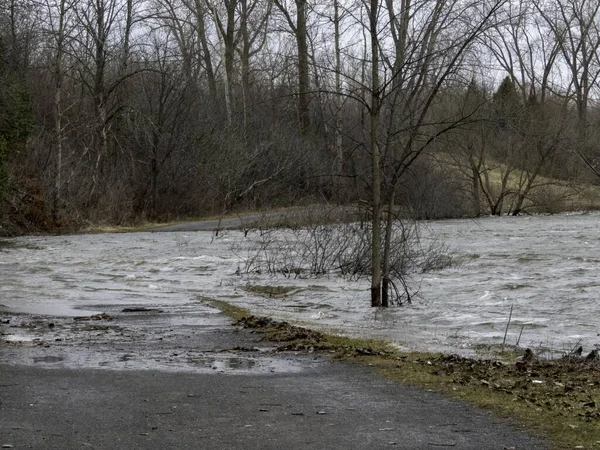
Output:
[1,212,599,356]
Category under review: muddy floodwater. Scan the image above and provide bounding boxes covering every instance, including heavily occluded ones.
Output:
[1,212,600,356]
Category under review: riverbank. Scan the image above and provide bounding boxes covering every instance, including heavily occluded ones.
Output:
[230,310,600,450]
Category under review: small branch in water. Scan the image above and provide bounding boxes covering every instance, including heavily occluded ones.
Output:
[503,304,513,346]
[516,324,525,346]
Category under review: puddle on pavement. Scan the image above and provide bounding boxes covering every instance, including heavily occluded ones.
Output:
[188,355,258,371]
[0,281,319,375]
[0,346,314,375]
[1,312,316,375]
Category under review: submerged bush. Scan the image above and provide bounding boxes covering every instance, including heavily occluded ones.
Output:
[231,219,453,305]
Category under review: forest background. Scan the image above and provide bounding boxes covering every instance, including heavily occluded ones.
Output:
[2,0,600,236]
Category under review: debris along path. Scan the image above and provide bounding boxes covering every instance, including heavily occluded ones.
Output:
[0,304,546,450]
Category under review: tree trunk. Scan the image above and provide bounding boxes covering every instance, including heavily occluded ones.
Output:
[369,0,381,307]
[240,0,250,133]
[381,189,396,307]
[91,0,109,202]
[470,157,481,217]
[211,0,237,125]
[295,0,310,131]
[151,156,158,217]
[53,0,68,222]
[194,0,217,99]
[333,0,344,199]
[122,0,132,73]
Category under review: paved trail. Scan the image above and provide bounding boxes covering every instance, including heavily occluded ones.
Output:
[149,214,265,232]
[0,303,547,449]
[147,205,359,232]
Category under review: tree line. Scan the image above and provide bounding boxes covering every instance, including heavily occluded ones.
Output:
[1,0,600,240]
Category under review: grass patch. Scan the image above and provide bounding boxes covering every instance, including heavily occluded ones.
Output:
[437,151,600,214]
[198,297,250,321]
[472,342,528,360]
[207,298,600,450]
[244,285,303,298]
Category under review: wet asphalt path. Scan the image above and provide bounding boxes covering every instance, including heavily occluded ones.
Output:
[147,206,357,232]
[0,306,547,449]
[149,215,264,232]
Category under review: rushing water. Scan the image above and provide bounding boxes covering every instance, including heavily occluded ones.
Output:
[1,212,599,355]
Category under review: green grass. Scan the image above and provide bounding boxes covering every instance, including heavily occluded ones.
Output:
[240,205,364,230]
[198,297,250,321]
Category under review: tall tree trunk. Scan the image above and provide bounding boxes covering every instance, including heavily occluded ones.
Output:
[240,0,250,133]
[91,0,109,203]
[470,158,481,217]
[382,189,395,307]
[9,0,18,70]
[333,0,343,198]
[53,0,68,222]
[369,0,381,307]
[295,0,310,131]
[194,0,217,99]
[54,84,63,219]
[122,0,132,73]
[211,0,237,125]
[273,0,310,131]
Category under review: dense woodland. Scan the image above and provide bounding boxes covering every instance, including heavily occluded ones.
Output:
[1,0,600,235]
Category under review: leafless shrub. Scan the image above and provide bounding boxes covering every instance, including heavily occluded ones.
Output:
[231,213,453,305]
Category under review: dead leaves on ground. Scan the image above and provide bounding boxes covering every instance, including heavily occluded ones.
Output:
[426,352,600,422]
[234,315,393,357]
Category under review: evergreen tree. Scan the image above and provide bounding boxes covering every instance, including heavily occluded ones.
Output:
[492,76,522,130]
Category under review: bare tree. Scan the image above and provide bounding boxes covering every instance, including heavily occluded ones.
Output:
[535,0,600,159]
[273,0,311,131]
[207,0,238,125]
[238,0,271,132]
[367,0,382,306]
[43,0,76,220]
[475,1,572,215]
[362,0,505,306]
